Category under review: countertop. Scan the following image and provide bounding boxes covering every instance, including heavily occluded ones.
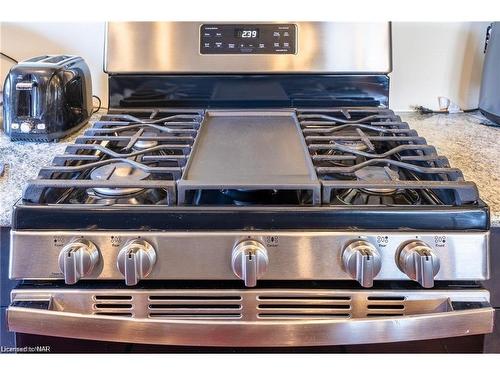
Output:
[0,110,499,227]
[0,112,101,227]
[399,112,499,226]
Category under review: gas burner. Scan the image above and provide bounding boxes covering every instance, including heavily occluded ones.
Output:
[132,131,159,150]
[21,110,204,206]
[84,186,170,205]
[78,159,172,205]
[333,139,370,152]
[332,165,421,205]
[311,137,371,168]
[89,161,150,197]
[335,187,421,205]
[354,166,398,194]
[299,109,480,206]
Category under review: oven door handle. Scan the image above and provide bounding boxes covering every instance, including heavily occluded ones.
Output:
[7,299,494,347]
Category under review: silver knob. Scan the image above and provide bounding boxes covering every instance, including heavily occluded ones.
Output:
[117,239,156,286]
[20,122,32,133]
[58,239,99,285]
[397,240,440,288]
[231,240,269,287]
[342,240,382,288]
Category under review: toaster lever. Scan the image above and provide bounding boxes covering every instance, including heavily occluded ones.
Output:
[16,81,36,90]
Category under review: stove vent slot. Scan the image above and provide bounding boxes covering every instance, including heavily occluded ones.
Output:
[147,295,242,319]
[94,312,133,317]
[149,295,241,301]
[257,295,351,319]
[259,296,350,301]
[92,295,134,317]
[367,296,405,301]
[95,303,133,309]
[94,295,133,301]
[365,296,406,317]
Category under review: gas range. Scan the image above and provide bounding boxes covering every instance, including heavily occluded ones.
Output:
[7,22,493,348]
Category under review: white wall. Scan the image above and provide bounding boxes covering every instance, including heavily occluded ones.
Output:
[0,22,107,105]
[391,22,489,110]
[0,22,491,111]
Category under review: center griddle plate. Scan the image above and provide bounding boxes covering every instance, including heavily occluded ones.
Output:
[177,110,321,204]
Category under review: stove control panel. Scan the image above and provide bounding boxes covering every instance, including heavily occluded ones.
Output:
[10,231,488,284]
[200,24,296,54]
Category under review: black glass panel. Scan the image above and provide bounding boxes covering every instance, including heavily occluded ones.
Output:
[108,74,389,109]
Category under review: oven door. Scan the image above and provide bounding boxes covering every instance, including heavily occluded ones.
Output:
[7,287,494,347]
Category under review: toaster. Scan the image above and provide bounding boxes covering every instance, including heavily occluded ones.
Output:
[2,55,93,141]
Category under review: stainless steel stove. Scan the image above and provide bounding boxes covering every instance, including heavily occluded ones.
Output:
[7,22,493,348]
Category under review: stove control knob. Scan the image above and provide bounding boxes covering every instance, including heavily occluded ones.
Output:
[58,239,99,285]
[342,240,382,288]
[117,239,156,286]
[397,240,440,288]
[231,240,269,287]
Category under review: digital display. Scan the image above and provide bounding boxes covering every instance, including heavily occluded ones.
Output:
[200,24,296,54]
[235,29,259,38]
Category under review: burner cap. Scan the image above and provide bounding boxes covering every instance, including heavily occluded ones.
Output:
[90,162,150,196]
[133,131,159,150]
[354,166,398,194]
[335,139,369,151]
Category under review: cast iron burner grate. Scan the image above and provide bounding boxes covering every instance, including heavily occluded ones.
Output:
[21,107,480,207]
[297,108,479,206]
[22,110,203,205]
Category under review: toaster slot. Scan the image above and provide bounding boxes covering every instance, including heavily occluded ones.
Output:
[15,76,37,118]
[16,86,32,117]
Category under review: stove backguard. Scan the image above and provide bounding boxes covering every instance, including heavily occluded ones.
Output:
[105,22,391,110]
[105,22,392,74]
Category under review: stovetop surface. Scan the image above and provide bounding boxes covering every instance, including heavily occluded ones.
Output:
[13,107,489,231]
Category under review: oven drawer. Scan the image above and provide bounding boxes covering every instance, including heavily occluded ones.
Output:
[7,288,494,347]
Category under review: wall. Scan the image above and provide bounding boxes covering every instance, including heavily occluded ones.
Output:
[390,22,489,110]
[0,22,491,111]
[0,22,107,106]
